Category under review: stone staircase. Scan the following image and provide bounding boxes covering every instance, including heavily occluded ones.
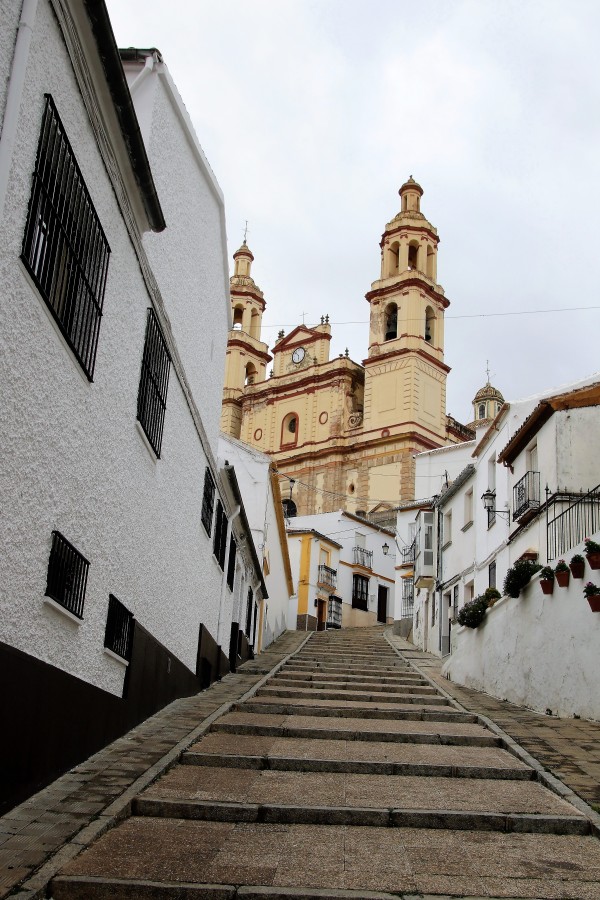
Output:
[51,627,600,898]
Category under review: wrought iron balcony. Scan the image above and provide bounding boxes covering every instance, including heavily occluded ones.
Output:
[513,471,540,521]
[317,564,337,591]
[326,596,342,629]
[401,539,416,565]
[352,546,373,569]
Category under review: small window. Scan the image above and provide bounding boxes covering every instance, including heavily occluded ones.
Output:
[489,560,497,590]
[464,488,473,526]
[408,242,418,270]
[21,95,110,380]
[425,306,435,343]
[226,534,236,590]
[232,305,244,329]
[443,510,452,545]
[282,498,297,518]
[384,303,398,341]
[45,531,89,619]
[201,468,216,535]
[245,362,258,385]
[479,403,486,419]
[281,413,299,447]
[104,595,134,662]
[137,309,171,457]
[245,586,254,636]
[352,573,369,611]
[213,500,228,570]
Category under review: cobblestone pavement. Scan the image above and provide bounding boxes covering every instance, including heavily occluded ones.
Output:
[390,636,600,811]
[0,630,308,899]
[3,628,600,899]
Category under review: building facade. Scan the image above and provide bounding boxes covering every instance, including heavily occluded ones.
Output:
[221,179,473,518]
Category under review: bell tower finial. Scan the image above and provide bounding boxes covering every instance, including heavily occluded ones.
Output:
[243,219,249,244]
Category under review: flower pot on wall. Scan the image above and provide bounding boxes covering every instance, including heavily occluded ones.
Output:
[555,570,570,588]
[540,578,554,596]
[570,560,585,579]
[586,552,600,570]
[586,595,600,612]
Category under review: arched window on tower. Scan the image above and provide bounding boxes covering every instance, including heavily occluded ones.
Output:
[282,498,297,518]
[245,362,257,386]
[387,241,399,277]
[233,305,244,330]
[250,309,260,339]
[281,412,299,448]
[479,403,486,419]
[426,245,434,279]
[425,306,435,343]
[384,302,398,341]
[408,241,419,270]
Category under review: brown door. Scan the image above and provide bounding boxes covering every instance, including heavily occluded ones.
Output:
[377,585,388,623]
[317,598,327,631]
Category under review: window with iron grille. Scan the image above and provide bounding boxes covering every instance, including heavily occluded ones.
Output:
[104,594,134,662]
[489,560,497,590]
[201,468,216,535]
[352,573,369,611]
[45,531,89,619]
[137,308,170,457]
[21,95,110,380]
[245,586,253,636]
[226,534,236,590]
[213,500,228,570]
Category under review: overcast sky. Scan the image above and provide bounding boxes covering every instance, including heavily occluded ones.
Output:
[106,0,600,423]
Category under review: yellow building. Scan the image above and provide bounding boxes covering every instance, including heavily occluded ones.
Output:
[221,179,472,516]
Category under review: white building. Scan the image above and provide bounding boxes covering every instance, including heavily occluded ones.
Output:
[0,0,236,811]
[218,434,295,652]
[287,511,396,630]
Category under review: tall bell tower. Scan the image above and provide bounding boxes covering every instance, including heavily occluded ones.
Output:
[221,241,272,439]
[362,177,450,456]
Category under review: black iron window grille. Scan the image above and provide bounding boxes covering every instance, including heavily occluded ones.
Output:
[21,95,110,380]
[352,573,369,611]
[226,534,236,590]
[104,594,134,662]
[137,308,170,457]
[201,468,216,536]
[489,560,497,590]
[213,500,228,570]
[401,539,416,565]
[401,576,414,618]
[513,470,540,521]
[326,596,343,629]
[45,531,89,619]
[245,587,253,637]
[317,564,337,590]
[547,483,600,560]
[352,546,373,568]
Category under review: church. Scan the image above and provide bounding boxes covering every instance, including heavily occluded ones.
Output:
[220,179,475,518]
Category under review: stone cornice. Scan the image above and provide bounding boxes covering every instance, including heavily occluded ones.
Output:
[363,346,451,374]
[366,278,449,309]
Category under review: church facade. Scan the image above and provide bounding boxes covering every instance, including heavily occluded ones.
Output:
[221,179,473,518]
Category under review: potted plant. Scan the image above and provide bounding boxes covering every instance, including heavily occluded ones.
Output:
[539,566,554,595]
[554,559,570,587]
[503,558,542,598]
[457,595,489,628]
[584,538,600,570]
[583,581,600,612]
[569,553,585,579]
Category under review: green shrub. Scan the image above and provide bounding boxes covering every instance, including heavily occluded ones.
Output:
[457,595,489,628]
[483,587,501,602]
[503,559,542,598]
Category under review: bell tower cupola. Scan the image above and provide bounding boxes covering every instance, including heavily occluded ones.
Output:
[221,239,272,438]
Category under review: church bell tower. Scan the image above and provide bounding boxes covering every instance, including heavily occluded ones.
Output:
[362,177,450,460]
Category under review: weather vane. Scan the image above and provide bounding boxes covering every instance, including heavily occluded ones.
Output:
[243,220,249,243]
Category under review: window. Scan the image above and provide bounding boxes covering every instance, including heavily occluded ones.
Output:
[464,488,473,526]
[425,306,435,343]
[281,412,299,447]
[226,534,236,590]
[201,468,216,535]
[137,309,171,457]
[282,498,297,518]
[352,573,369,611]
[21,96,110,380]
[45,531,89,619]
[104,595,134,662]
[384,303,398,340]
[478,403,486,419]
[453,584,459,618]
[245,586,253,636]
[489,561,497,589]
[442,510,452,546]
[213,500,228,569]
[408,242,419,270]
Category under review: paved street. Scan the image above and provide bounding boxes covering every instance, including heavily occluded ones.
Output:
[3,627,600,899]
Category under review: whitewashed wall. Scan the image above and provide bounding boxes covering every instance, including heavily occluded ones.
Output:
[443,536,600,721]
[0,1,228,696]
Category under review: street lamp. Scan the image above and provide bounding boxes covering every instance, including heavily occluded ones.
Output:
[481,489,510,521]
[382,542,389,555]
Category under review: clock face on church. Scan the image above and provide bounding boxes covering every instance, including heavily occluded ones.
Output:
[291,347,306,364]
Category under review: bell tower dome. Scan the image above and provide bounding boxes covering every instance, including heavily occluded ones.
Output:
[221,240,272,438]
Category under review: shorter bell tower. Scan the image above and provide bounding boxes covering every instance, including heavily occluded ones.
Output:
[221,242,272,438]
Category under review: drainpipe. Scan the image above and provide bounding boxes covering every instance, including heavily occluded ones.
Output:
[0,0,39,221]
[127,52,156,97]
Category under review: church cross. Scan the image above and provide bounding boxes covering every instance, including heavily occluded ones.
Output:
[243,220,249,243]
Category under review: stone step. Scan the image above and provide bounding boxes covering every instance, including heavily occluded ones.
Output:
[182,752,533,782]
[256,686,450,706]
[186,731,529,774]
[288,661,412,675]
[269,677,436,695]
[239,699,467,720]
[280,669,426,684]
[53,818,600,899]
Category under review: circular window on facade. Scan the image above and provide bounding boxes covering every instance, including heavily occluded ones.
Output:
[254,428,263,441]
[381,428,390,438]
[319,411,328,425]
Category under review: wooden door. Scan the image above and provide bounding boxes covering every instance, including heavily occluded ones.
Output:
[377,585,388,623]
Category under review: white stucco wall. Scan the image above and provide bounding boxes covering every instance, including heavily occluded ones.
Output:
[0,1,227,696]
[443,536,600,720]
[0,0,20,129]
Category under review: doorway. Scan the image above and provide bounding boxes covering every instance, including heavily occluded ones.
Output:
[377,585,388,623]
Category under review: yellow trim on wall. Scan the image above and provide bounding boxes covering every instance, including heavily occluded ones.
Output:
[297,534,312,615]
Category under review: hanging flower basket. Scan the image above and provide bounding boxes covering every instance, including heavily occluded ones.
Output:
[586,552,600,570]
[584,539,600,570]
[554,560,570,587]
[583,582,600,612]
[540,578,554,595]
[569,555,585,579]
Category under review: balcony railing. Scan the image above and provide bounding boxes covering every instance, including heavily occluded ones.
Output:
[353,546,373,568]
[547,483,600,560]
[401,538,416,565]
[317,564,337,591]
[513,470,540,521]
[401,576,414,619]
[326,596,342,629]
